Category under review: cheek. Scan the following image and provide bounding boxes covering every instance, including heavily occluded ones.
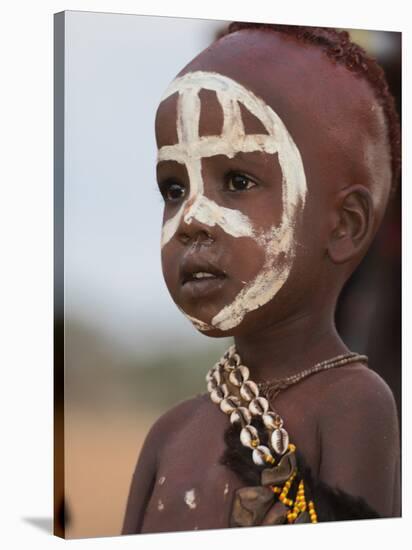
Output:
[160,233,268,314]
[229,236,267,283]
[161,233,267,284]
[161,242,180,292]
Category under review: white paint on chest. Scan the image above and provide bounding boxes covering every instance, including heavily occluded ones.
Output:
[184,488,197,509]
[158,476,166,485]
[159,71,307,331]
[157,498,164,511]
[223,483,229,497]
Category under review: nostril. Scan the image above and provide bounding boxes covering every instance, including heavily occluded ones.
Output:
[193,231,214,247]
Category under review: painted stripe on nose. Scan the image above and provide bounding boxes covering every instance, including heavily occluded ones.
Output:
[183,197,196,217]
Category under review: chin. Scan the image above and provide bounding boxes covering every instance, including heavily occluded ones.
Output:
[189,311,253,339]
[198,326,235,339]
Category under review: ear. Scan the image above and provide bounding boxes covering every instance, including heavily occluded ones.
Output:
[327,185,375,264]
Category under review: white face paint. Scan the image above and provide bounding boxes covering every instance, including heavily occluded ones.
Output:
[159,71,307,331]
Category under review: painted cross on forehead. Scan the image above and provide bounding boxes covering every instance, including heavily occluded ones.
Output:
[158,71,307,332]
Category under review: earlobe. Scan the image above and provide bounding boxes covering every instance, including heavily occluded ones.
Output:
[327,185,375,264]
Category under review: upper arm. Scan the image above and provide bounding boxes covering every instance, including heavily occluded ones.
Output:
[318,368,400,517]
[121,415,162,535]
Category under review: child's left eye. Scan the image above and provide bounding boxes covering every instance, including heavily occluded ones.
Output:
[226,172,257,192]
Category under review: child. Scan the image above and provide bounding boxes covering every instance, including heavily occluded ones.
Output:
[122,23,400,534]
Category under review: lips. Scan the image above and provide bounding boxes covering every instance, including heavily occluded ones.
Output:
[180,255,227,286]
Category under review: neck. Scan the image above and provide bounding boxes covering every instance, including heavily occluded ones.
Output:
[233,303,348,383]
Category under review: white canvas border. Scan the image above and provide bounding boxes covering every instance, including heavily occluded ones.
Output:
[0,1,408,549]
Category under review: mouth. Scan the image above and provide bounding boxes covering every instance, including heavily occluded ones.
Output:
[181,274,227,299]
[180,258,228,299]
[182,270,226,285]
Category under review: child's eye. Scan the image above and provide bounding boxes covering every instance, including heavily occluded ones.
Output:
[158,180,186,202]
[226,172,258,192]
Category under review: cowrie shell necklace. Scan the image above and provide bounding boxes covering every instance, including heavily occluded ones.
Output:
[206,344,368,467]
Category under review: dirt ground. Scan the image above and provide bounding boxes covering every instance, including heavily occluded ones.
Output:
[64,405,157,539]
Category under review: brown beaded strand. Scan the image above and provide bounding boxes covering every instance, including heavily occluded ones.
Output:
[258,352,368,402]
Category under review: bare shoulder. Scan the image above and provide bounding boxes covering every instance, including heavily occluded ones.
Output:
[316,362,398,427]
[145,392,210,448]
[314,362,400,516]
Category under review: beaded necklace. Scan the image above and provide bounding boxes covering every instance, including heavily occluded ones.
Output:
[258,351,368,401]
[206,344,368,525]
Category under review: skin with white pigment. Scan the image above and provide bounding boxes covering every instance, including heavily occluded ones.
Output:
[122,29,399,535]
[158,71,307,332]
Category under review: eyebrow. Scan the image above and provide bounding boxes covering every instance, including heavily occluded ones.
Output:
[156,150,279,176]
[156,159,182,172]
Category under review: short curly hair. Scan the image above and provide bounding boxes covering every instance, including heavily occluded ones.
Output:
[226,22,401,195]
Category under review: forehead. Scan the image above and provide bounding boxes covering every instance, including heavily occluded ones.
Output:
[156,30,373,144]
[155,29,389,203]
[155,75,271,148]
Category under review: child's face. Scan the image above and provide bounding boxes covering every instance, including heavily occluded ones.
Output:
[156,70,306,335]
[155,30,387,336]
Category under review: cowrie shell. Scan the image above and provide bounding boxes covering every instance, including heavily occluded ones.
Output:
[249,397,269,416]
[271,428,290,455]
[262,412,283,430]
[210,384,228,404]
[224,345,236,359]
[252,445,273,466]
[230,406,252,426]
[212,369,223,385]
[207,379,218,393]
[206,364,222,381]
[225,353,240,370]
[240,425,259,448]
[220,396,241,414]
[205,369,214,383]
[229,366,250,387]
[240,380,259,401]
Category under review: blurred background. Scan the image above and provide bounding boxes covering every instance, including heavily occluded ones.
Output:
[55,11,401,539]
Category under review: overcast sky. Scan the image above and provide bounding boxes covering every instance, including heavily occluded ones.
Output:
[64,11,230,357]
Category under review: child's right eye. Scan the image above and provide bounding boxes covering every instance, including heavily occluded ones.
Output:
[158,180,186,202]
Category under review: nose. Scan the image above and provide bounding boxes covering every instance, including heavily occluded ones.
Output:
[177,196,215,246]
[183,196,196,220]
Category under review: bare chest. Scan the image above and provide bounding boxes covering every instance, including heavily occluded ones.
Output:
[141,406,244,533]
[141,391,321,534]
